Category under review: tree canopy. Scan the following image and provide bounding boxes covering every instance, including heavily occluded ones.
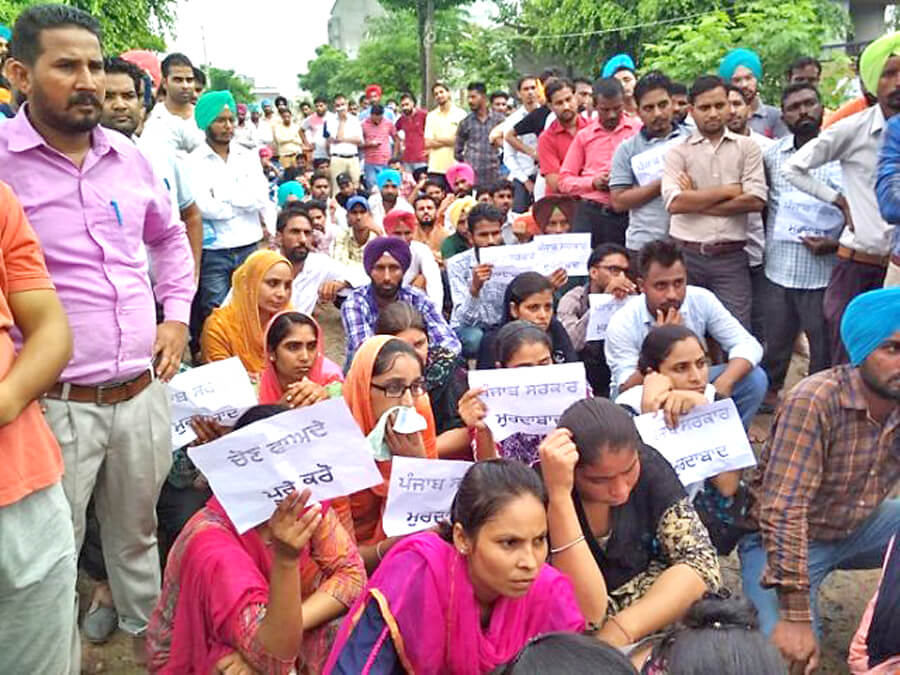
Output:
[207,67,255,104]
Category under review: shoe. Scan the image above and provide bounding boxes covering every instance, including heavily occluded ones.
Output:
[82,602,118,643]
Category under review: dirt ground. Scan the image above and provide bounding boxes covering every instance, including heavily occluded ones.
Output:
[78,304,878,674]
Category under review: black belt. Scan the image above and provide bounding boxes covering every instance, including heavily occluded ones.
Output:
[332,153,357,159]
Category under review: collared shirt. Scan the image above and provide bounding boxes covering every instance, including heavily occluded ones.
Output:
[604,285,763,392]
[662,129,767,244]
[367,194,413,233]
[341,284,460,365]
[783,104,894,257]
[358,106,397,123]
[764,135,843,289]
[557,283,592,352]
[424,105,466,173]
[234,121,261,149]
[609,125,689,250]
[187,141,267,250]
[324,113,363,157]
[361,117,396,165]
[333,227,374,270]
[538,115,589,194]
[271,119,304,157]
[454,109,506,185]
[141,103,205,154]
[290,252,367,315]
[0,107,194,384]
[447,247,507,328]
[748,98,789,139]
[406,239,444,309]
[876,113,900,259]
[748,366,900,622]
[395,109,427,164]
[502,106,537,183]
[136,135,194,222]
[558,115,641,205]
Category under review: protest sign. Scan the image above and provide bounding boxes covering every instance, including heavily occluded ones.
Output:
[382,456,473,537]
[772,188,844,243]
[168,357,258,447]
[630,137,685,186]
[585,294,628,342]
[188,397,382,533]
[467,362,587,442]
[633,398,756,489]
[478,233,592,279]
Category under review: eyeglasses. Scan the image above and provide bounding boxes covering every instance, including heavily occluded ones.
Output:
[370,378,427,398]
[596,264,628,275]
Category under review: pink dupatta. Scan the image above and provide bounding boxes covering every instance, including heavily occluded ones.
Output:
[325,532,585,674]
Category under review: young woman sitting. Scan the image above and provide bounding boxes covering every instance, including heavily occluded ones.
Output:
[200,249,293,376]
[497,632,638,675]
[325,459,585,674]
[476,272,577,370]
[146,405,366,675]
[343,335,438,570]
[539,398,721,649]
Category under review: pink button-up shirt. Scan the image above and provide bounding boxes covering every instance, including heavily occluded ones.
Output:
[0,107,195,385]
[558,114,641,206]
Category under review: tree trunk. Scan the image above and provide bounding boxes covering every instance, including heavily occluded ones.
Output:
[424,0,435,108]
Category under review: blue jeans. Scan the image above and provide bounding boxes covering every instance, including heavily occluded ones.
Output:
[364,163,387,191]
[191,243,258,350]
[708,363,767,430]
[455,326,484,360]
[738,498,900,636]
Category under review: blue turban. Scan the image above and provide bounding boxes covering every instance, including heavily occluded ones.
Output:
[719,48,762,81]
[363,236,412,274]
[376,168,402,191]
[840,287,900,365]
[261,98,273,108]
[346,195,370,212]
[277,181,306,207]
[194,90,236,131]
[602,54,635,79]
[0,25,11,41]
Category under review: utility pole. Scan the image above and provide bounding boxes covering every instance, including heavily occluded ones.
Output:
[423,0,435,108]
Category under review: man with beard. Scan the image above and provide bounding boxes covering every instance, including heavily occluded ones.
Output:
[719,48,788,139]
[605,239,766,427]
[186,90,268,349]
[455,82,505,187]
[0,5,194,665]
[141,52,204,153]
[737,287,900,673]
[497,75,540,213]
[341,236,460,366]
[610,72,689,259]
[425,81,466,185]
[396,92,428,172]
[368,167,412,232]
[669,81,690,126]
[559,77,640,247]
[759,83,843,409]
[573,76,594,117]
[538,78,587,195]
[784,32,900,363]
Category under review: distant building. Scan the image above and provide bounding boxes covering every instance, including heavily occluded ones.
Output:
[328,0,386,58]
[252,85,280,104]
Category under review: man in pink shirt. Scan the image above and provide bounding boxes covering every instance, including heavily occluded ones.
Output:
[559,77,641,247]
[361,103,399,191]
[1,4,195,662]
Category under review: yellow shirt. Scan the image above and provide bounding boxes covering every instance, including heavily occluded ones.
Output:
[425,105,466,174]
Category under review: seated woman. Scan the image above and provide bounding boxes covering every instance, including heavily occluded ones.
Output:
[146,405,366,675]
[539,398,721,649]
[325,459,585,674]
[201,249,293,377]
[498,632,637,675]
[477,272,577,370]
[343,335,438,570]
[374,301,470,458]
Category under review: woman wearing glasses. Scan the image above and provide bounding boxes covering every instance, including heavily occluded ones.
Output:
[343,335,438,572]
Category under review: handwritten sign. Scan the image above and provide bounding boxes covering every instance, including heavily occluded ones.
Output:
[772,189,844,243]
[633,399,756,490]
[167,358,258,447]
[187,397,382,533]
[630,137,685,186]
[467,362,588,441]
[585,294,628,342]
[479,233,592,280]
[382,456,473,537]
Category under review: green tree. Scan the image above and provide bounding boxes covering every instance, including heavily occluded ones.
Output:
[298,44,357,100]
[207,67,254,104]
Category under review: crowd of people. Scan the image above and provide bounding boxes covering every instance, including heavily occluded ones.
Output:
[0,3,898,674]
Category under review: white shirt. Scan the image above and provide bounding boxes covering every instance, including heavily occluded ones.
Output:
[325,112,363,157]
[368,193,414,232]
[141,104,205,154]
[405,240,444,309]
[187,141,268,250]
[235,122,260,149]
[136,135,194,222]
[290,252,368,315]
[256,117,274,146]
[502,106,537,184]
[745,130,775,267]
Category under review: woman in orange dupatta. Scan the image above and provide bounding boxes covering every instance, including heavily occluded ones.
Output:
[343,335,438,572]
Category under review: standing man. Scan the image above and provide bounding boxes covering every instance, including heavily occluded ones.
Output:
[326,93,363,192]
[455,81,505,187]
[574,76,595,117]
[395,92,427,173]
[302,95,329,164]
[424,80,466,186]
[361,103,399,190]
[1,4,194,662]
[141,52,204,153]
[661,75,767,328]
[538,78,587,195]
[787,56,823,88]
[559,77,641,247]
[877,101,900,287]
[499,76,540,213]
[784,32,900,362]
[359,84,396,123]
[234,103,259,149]
[719,47,789,138]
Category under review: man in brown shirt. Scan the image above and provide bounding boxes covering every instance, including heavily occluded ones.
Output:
[661,75,767,328]
[737,286,900,674]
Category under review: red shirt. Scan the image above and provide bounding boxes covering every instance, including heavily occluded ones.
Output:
[395,109,427,163]
[538,115,588,194]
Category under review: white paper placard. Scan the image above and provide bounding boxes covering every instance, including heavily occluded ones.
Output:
[585,294,628,342]
[772,189,844,242]
[630,136,685,186]
[478,233,591,278]
[633,398,756,488]
[467,362,588,441]
[167,357,258,447]
[382,456,473,537]
[187,397,383,533]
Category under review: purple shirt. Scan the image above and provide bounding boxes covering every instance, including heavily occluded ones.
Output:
[0,106,195,384]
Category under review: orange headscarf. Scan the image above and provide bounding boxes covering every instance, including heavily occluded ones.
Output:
[200,250,292,376]
[343,335,438,544]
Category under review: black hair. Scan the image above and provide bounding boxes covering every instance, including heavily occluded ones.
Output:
[593,77,624,100]
[467,203,503,232]
[374,300,427,336]
[637,325,704,374]
[557,398,641,465]
[490,90,509,103]
[498,632,638,674]
[372,337,424,376]
[467,81,487,94]
[495,320,552,366]
[300,99,312,108]
[400,91,416,103]
[313,95,328,105]
[669,81,688,96]
[413,193,438,210]
[103,56,142,96]
[506,272,553,321]
[11,4,102,65]
[275,203,311,233]
[333,92,346,102]
[475,184,492,199]
[780,82,821,107]
[161,52,193,78]
[438,458,546,542]
[358,94,367,105]
[724,83,750,104]
[234,404,289,430]
[371,103,385,115]
[787,55,822,78]
[423,178,446,194]
[573,76,593,88]
[539,67,563,83]
[312,157,330,169]
[266,311,318,353]
[432,81,449,93]
[412,166,428,182]
[634,71,673,107]
[311,170,331,185]
[689,75,726,104]
[544,77,574,102]
[274,95,288,108]
[638,239,685,278]
[192,66,206,88]
[517,74,538,91]
[587,242,629,269]
[491,179,514,195]
[304,198,327,214]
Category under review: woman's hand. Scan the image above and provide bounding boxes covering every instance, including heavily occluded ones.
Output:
[539,428,579,499]
[279,378,329,409]
[384,414,427,458]
[640,371,672,414]
[458,387,488,430]
[661,390,708,429]
[269,489,322,560]
[190,416,228,445]
[547,268,568,291]
[214,651,256,674]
